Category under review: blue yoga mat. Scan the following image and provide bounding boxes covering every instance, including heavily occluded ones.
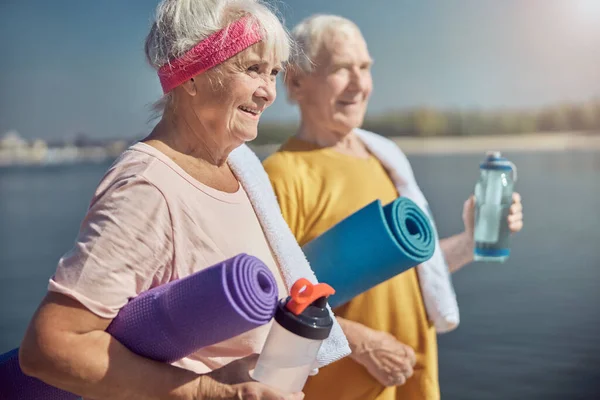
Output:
[302,197,435,308]
[0,253,278,399]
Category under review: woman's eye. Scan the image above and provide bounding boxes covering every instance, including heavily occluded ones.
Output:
[247,64,260,73]
[271,69,281,77]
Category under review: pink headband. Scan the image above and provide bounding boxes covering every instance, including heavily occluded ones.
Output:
[158,16,263,93]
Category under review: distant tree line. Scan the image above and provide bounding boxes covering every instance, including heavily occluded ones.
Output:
[255,99,600,145]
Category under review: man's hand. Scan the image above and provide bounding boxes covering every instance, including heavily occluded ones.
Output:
[507,192,524,233]
[338,318,416,387]
[463,192,524,236]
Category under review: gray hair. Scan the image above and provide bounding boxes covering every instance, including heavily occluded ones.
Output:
[145,0,291,114]
[288,14,362,74]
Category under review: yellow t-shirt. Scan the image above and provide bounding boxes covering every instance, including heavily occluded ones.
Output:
[263,137,439,400]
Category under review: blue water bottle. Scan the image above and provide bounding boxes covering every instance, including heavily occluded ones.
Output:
[473,151,517,262]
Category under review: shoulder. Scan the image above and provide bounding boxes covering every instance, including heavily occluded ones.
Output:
[264,150,326,217]
[355,128,408,157]
[91,148,169,213]
[263,136,313,176]
[263,149,297,178]
[264,144,317,184]
[355,128,414,176]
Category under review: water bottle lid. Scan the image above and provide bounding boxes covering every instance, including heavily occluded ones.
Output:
[274,279,335,340]
[480,150,514,172]
[486,151,502,158]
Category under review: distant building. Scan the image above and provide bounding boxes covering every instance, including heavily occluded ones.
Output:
[0,130,28,150]
[0,130,129,167]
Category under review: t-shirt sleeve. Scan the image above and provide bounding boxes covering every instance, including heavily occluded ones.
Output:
[48,175,173,319]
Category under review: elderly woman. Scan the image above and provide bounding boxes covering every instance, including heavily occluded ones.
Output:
[263,14,524,400]
[17,2,349,399]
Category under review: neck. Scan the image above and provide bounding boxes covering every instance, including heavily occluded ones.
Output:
[149,111,237,168]
[296,117,368,158]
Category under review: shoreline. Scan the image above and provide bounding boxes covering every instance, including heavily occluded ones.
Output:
[250,131,600,156]
[1,132,598,168]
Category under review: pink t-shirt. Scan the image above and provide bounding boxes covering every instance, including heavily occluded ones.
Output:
[49,142,288,373]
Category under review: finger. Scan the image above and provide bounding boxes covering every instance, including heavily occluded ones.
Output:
[509,202,522,214]
[508,211,523,223]
[509,220,523,233]
[393,373,407,387]
[381,374,400,387]
[381,377,396,388]
[404,345,417,366]
[512,192,521,203]
[373,354,396,370]
[374,372,395,388]
[464,195,475,209]
[401,362,414,379]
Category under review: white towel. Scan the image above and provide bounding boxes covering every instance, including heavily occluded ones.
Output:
[228,144,351,367]
[354,128,460,333]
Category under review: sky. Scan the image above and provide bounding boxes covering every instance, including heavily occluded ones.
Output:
[0,0,599,140]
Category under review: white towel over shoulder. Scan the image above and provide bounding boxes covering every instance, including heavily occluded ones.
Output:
[228,144,351,367]
[354,128,460,333]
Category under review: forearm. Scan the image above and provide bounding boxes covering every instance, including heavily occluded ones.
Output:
[20,329,208,400]
[440,231,475,273]
[336,317,368,358]
[18,291,233,400]
[336,316,416,388]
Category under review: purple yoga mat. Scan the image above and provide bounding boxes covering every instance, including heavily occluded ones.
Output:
[0,253,278,399]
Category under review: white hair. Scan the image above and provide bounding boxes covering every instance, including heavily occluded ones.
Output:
[288,14,362,74]
[145,0,291,114]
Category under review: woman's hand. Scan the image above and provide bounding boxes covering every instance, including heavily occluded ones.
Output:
[196,354,304,399]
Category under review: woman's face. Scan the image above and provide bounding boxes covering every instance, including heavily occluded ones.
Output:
[187,43,282,145]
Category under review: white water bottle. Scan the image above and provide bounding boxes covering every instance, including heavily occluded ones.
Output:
[252,278,335,393]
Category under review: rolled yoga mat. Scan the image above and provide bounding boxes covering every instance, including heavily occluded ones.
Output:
[302,197,435,308]
[0,253,279,400]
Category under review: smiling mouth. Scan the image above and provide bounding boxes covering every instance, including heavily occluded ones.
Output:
[338,100,361,106]
[238,106,262,117]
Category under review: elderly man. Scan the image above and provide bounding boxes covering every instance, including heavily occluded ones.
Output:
[263,14,524,400]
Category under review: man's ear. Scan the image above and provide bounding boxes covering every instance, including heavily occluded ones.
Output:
[181,77,197,96]
[285,67,305,102]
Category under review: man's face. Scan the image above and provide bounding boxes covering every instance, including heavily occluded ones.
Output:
[293,28,373,137]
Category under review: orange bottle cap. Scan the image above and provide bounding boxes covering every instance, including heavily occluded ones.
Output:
[285,278,335,316]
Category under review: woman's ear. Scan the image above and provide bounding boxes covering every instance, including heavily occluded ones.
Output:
[181,77,197,96]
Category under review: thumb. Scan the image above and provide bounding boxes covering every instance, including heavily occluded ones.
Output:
[466,194,475,207]
[465,195,476,212]
[462,195,473,217]
[463,195,476,234]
